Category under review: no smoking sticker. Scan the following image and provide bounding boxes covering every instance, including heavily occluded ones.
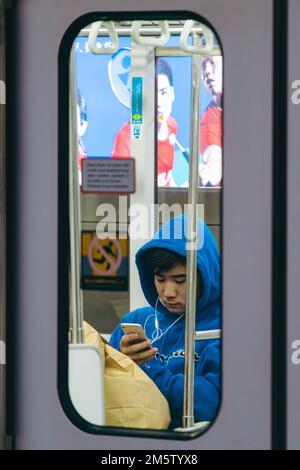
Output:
[81,231,128,291]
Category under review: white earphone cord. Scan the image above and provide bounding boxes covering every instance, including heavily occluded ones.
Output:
[143,297,184,345]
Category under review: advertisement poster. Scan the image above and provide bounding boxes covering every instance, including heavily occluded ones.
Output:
[76,36,223,188]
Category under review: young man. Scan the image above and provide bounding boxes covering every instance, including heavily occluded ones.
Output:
[109,215,221,429]
[111,58,178,187]
[199,56,223,187]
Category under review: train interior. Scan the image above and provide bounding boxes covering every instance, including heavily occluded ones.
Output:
[67,17,222,433]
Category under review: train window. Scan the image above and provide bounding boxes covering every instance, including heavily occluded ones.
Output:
[64,15,222,437]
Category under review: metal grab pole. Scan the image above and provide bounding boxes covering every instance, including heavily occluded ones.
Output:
[195,329,221,341]
[183,37,202,429]
[69,44,84,344]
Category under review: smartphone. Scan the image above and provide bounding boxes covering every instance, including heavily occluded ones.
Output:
[121,323,149,342]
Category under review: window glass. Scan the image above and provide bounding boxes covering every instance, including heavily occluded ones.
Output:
[67,17,222,436]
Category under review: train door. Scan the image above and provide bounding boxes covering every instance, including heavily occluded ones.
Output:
[6,0,277,449]
[287,0,300,451]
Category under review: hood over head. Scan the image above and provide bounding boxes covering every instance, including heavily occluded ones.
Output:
[135,215,221,327]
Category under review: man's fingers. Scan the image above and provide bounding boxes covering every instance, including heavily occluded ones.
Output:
[124,340,152,355]
[129,347,158,362]
[120,333,139,347]
[120,333,158,365]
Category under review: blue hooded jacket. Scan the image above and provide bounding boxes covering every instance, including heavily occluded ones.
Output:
[109,215,221,429]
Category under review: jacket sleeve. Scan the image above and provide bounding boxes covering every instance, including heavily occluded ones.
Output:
[141,340,221,425]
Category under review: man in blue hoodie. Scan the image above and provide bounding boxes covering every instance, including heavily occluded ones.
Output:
[109,215,221,429]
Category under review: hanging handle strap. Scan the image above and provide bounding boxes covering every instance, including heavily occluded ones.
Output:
[131,20,170,46]
[88,21,119,55]
[180,20,214,54]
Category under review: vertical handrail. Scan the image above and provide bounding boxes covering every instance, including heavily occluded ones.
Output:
[69,44,83,344]
[183,33,202,428]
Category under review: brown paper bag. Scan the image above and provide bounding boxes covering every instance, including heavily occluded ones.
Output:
[83,321,171,429]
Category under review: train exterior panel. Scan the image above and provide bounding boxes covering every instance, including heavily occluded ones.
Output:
[3,0,284,450]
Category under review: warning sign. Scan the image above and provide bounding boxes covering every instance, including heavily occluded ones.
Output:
[81,231,128,291]
[82,157,135,194]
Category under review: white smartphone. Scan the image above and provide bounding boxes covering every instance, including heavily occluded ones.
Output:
[121,323,148,342]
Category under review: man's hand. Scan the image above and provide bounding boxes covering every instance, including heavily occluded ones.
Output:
[199,162,210,186]
[120,333,158,366]
[199,145,222,187]
[158,170,173,187]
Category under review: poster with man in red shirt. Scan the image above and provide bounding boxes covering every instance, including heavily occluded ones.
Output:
[77,88,88,186]
[75,35,222,190]
[112,58,179,188]
[199,56,223,187]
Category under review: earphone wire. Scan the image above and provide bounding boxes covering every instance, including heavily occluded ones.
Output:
[144,296,184,345]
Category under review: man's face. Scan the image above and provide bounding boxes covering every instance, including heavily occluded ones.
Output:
[157,74,175,123]
[154,264,203,315]
[202,57,223,99]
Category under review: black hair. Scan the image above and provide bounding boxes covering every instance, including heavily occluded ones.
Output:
[201,57,215,73]
[142,247,203,299]
[155,58,173,86]
[142,248,185,275]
